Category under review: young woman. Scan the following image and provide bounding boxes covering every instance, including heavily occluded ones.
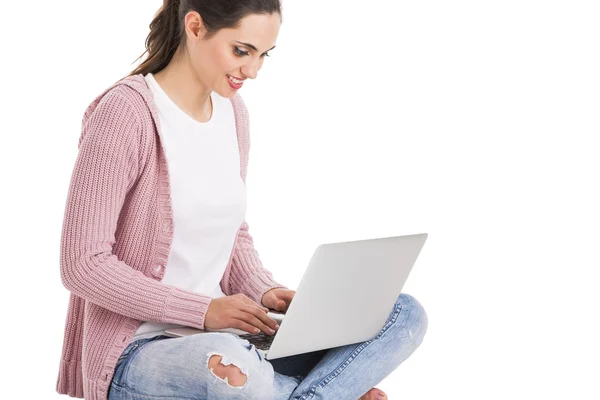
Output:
[55,1,428,399]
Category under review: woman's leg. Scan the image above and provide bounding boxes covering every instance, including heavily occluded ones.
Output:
[107,331,298,399]
[107,292,427,399]
[285,292,428,400]
[268,348,330,398]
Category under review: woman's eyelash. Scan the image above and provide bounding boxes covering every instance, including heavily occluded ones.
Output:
[234,47,271,57]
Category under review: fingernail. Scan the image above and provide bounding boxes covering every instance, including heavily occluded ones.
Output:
[275,324,279,330]
[268,328,275,334]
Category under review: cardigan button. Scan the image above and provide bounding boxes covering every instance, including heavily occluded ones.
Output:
[153,264,164,276]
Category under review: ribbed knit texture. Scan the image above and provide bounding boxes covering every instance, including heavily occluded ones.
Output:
[55,74,288,399]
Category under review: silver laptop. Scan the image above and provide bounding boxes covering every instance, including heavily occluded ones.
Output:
[164,233,428,360]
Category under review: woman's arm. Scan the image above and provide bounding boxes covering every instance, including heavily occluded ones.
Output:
[221,93,289,305]
[59,87,211,330]
[224,220,289,305]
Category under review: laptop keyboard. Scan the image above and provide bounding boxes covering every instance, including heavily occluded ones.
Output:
[236,311,284,350]
[238,331,277,350]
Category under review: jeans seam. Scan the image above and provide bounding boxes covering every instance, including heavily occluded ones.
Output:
[375,300,407,340]
[297,302,409,400]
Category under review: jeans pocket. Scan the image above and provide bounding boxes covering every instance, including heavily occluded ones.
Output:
[118,335,170,372]
[117,336,156,363]
[112,337,158,388]
[112,344,138,389]
[117,342,140,362]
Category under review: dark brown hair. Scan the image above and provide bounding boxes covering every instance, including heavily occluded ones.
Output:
[127,0,282,78]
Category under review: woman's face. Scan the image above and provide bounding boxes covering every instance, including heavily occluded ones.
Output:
[185,12,281,97]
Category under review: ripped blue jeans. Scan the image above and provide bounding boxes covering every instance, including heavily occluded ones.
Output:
[107,293,428,399]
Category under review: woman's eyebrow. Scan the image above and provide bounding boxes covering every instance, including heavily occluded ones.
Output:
[235,41,276,52]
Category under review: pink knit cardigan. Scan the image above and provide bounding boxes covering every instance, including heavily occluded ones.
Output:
[55,74,288,399]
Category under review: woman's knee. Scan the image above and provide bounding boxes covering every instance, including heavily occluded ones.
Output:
[207,353,248,387]
[203,335,255,388]
[395,293,429,342]
[203,334,275,398]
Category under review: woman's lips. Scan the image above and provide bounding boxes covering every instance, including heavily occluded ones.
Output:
[227,75,243,89]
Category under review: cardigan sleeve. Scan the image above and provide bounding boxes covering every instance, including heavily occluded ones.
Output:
[59,87,212,330]
[225,220,290,306]
[220,92,289,306]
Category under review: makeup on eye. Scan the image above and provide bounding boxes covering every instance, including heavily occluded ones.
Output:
[233,41,276,57]
[234,47,272,57]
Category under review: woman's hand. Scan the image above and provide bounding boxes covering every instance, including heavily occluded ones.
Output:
[261,288,296,313]
[205,294,280,335]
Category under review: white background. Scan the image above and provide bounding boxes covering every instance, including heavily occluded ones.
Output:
[1,0,599,398]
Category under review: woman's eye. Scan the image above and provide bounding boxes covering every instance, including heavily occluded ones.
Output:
[234,47,271,58]
[234,47,249,57]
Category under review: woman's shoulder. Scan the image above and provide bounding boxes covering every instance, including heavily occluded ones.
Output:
[78,74,156,149]
[83,75,149,122]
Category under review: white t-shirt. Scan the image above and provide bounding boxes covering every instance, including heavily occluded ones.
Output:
[132,73,247,341]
